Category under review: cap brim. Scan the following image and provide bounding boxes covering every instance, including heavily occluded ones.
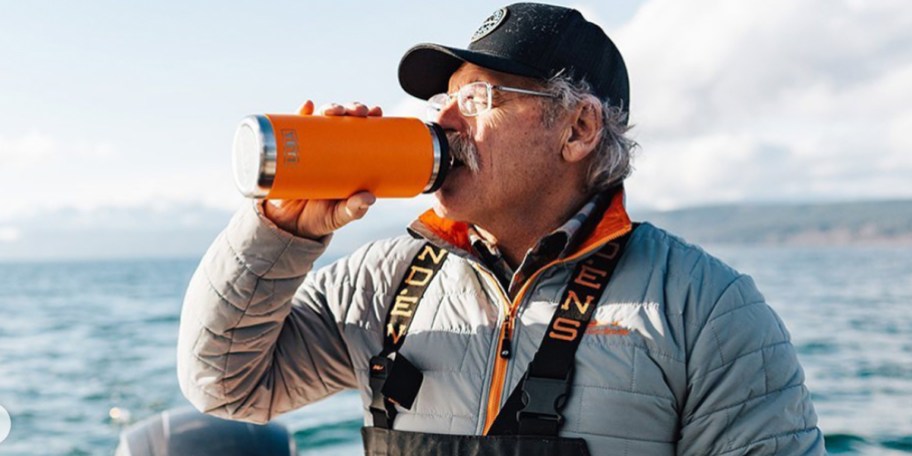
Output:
[398,43,548,100]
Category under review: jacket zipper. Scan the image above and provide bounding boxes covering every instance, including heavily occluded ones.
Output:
[409,216,633,434]
[479,226,632,435]
[470,265,515,434]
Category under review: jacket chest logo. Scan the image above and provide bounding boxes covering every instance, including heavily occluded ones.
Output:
[585,320,631,336]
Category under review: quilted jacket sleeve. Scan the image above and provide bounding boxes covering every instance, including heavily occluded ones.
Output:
[678,275,826,455]
[177,201,367,424]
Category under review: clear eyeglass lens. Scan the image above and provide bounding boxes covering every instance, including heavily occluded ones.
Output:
[428,93,449,111]
[426,93,451,121]
[458,82,490,116]
[426,83,493,119]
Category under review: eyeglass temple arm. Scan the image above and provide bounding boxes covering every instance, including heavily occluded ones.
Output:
[493,85,557,98]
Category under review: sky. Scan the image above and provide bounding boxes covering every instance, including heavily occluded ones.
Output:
[0,0,910,255]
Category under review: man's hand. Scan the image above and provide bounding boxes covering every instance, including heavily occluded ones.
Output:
[262,100,382,239]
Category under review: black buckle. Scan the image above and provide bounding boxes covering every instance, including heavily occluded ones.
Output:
[368,355,395,428]
[516,369,572,435]
[380,353,423,410]
[368,353,424,429]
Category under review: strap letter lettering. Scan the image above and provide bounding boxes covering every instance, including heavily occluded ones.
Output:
[417,244,447,264]
[573,264,608,290]
[560,289,594,315]
[387,323,408,345]
[391,294,418,317]
[404,265,434,287]
[549,317,581,341]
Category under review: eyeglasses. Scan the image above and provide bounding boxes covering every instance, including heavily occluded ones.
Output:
[426,81,556,119]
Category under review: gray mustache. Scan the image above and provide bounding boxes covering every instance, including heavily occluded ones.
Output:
[447,132,480,172]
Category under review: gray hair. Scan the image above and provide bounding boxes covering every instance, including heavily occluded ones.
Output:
[540,75,637,193]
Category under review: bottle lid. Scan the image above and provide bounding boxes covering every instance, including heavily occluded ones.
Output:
[232,115,276,198]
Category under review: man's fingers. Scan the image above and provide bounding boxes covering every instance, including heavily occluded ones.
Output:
[297,100,315,116]
[315,102,381,118]
[344,102,370,117]
[263,199,308,235]
[319,103,345,116]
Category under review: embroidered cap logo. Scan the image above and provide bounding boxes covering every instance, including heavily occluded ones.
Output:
[471,8,508,43]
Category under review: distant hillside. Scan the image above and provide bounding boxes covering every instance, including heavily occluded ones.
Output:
[2,199,911,262]
[0,201,413,263]
[0,203,233,262]
[636,200,912,246]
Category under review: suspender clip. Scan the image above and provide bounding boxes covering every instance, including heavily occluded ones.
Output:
[368,355,395,428]
[516,368,573,435]
[370,353,424,411]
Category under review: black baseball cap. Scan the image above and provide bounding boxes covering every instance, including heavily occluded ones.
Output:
[399,3,629,115]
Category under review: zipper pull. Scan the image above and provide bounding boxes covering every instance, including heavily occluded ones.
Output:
[500,336,512,359]
[499,319,513,358]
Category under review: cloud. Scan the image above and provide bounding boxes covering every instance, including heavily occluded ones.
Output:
[388,97,428,118]
[0,132,56,166]
[0,128,241,219]
[0,227,20,242]
[613,0,912,209]
[0,131,116,168]
[0,132,126,218]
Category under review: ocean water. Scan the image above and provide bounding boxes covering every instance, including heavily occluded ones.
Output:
[0,245,910,455]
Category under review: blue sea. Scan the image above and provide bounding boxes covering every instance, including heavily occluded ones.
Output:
[0,244,910,455]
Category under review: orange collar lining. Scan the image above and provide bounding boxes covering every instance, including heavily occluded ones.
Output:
[415,189,631,257]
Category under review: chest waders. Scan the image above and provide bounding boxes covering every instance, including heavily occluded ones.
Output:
[363,232,632,456]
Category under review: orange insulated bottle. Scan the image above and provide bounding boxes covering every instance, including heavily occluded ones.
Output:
[232,114,450,199]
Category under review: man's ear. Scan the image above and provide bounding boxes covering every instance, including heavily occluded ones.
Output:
[561,96,603,163]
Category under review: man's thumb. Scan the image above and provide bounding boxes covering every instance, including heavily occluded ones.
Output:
[337,192,376,226]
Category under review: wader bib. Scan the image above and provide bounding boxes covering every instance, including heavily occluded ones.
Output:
[363,232,631,456]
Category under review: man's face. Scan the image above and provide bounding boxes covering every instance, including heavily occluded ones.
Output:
[431,63,569,227]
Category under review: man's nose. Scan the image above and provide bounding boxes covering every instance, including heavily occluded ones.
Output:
[431,97,467,132]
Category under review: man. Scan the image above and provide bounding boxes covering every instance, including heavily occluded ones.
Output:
[178,3,825,455]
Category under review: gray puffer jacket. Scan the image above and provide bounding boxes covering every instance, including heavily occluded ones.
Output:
[178,194,825,455]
